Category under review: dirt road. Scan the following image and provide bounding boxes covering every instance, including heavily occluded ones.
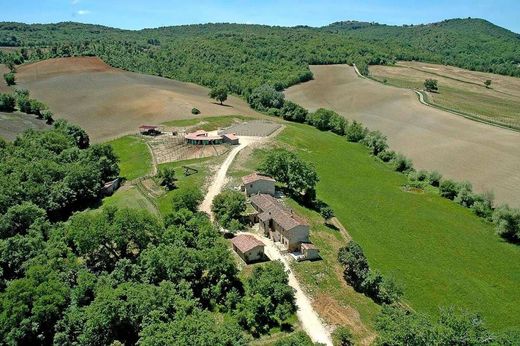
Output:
[285,64,520,207]
[199,136,260,217]
[241,232,333,346]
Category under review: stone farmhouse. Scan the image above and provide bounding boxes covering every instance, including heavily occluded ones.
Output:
[241,172,276,196]
[249,194,310,252]
[231,234,265,263]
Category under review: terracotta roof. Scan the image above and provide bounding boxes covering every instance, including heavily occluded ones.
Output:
[185,130,223,141]
[251,194,308,231]
[223,133,238,140]
[231,234,264,253]
[242,172,276,185]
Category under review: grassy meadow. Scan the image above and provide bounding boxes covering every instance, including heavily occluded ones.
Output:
[231,122,520,332]
[108,135,152,181]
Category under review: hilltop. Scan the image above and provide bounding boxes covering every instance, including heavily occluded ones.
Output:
[0,18,518,97]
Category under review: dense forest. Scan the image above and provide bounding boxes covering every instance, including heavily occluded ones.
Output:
[0,18,518,96]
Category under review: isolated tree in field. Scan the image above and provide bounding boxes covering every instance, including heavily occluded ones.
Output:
[424,79,438,92]
[209,86,228,105]
[211,190,246,231]
[484,79,492,88]
[158,167,176,190]
[3,72,15,86]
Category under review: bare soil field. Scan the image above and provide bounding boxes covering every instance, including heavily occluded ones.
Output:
[15,57,262,142]
[285,65,520,207]
[370,62,520,129]
[0,111,50,141]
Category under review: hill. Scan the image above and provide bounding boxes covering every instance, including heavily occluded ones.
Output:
[0,18,518,97]
[13,57,260,142]
[285,64,520,208]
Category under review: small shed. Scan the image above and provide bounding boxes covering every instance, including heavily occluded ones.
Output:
[139,125,161,136]
[231,234,266,263]
[222,133,239,145]
[241,172,276,196]
[301,243,320,260]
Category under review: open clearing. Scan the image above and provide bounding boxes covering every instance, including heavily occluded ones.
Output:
[369,61,520,129]
[285,64,520,207]
[230,123,520,332]
[14,57,262,142]
[0,111,50,141]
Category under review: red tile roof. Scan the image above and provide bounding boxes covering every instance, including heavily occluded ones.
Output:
[231,234,265,253]
[251,194,308,231]
[223,133,238,140]
[242,172,276,185]
[301,243,317,250]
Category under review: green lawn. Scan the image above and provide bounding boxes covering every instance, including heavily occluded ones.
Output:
[234,122,520,332]
[156,156,218,216]
[101,186,158,215]
[108,135,152,180]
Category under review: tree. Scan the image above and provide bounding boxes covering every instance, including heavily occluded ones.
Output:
[0,93,16,112]
[191,107,200,115]
[280,100,307,122]
[332,326,354,346]
[209,86,228,105]
[307,108,333,130]
[361,130,388,155]
[338,241,369,290]
[492,205,520,243]
[42,109,54,124]
[53,119,90,149]
[345,121,367,142]
[484,79,492,88]
[428,170,442,187]
[237,261,296,334]
[424,78,438,92]
[439,179,460,200]
[158,167,176,190]
[3,72,15,86]
[247,84,285,111]
[393,153,413,173]
[259,149,318,197]
[171,186,203,212]
[320,206,335,221]
[211,190,246,231]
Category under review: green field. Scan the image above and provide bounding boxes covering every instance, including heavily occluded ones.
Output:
[108,135,152,180]
[102,186,158,215]
[233,123,520,332]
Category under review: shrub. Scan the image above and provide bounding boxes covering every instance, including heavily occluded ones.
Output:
[454,181,476,207]
[280,101,307,123]
[471,195,494,220]
[320,206,335,220]
[14,88,29,99]
[393,153,413,173]
[361,130,388,155]
[377,150,396,163]
[191,107,200,115]
[0,93,16,112]
[42,110,54,124]
[338,241,369,290]
[492,205,520,243]
[332,326,354,346]
[345,121,367,142]
[329,113,347,135]
[439,179,460,200]
[307,108,334,131]
[424,78,438,92]
[3,72,15,86]
[428,170,442,187]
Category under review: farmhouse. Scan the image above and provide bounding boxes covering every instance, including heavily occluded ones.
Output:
[231,234,266,263]
[250,194,310,252]
[184,130,239,145]
[241,172,276,196]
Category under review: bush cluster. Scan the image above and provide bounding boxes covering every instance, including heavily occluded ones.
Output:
[338,241,402,304]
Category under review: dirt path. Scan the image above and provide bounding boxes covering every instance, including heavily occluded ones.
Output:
[240,232,333,346]
[199,136,260,217]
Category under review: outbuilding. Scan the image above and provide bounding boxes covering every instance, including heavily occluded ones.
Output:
[301,243,320,260]
[231,234,266,263]
[241,172,276,196]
